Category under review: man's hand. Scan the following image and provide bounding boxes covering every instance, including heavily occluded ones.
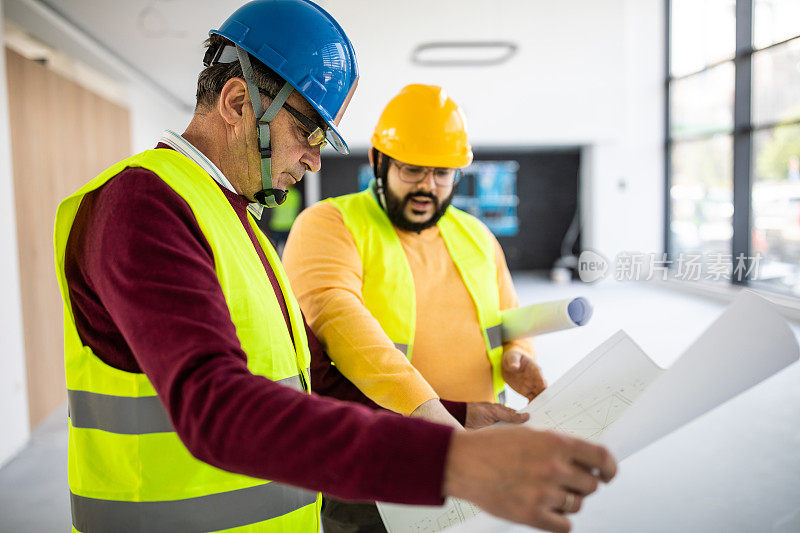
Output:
[443,426,617,533]
[465,402,529,429]
[502,350,547,401]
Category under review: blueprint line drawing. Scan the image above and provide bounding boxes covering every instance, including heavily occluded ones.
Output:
[539,391,632,440]
[378,498,482,533]
[521,331,662,443]
[378,332,662,533]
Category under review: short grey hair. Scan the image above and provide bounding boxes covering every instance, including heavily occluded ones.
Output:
[195,34,284,110]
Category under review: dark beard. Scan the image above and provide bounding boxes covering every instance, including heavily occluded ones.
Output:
[383,184,455,232]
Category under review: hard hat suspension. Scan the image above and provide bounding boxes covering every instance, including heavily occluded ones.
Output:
[236,46,294,208]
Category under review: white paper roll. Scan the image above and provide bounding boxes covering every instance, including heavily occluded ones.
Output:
[500,297,592,342]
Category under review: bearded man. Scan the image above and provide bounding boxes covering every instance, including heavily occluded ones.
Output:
[284,84,550,532]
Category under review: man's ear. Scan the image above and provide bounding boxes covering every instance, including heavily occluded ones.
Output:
[369,148,387,168]
[218,77,249,126]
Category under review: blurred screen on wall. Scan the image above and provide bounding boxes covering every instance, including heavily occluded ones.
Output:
[321,149,580,271]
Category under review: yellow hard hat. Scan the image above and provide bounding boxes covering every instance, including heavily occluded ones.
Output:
[371,84,473,168]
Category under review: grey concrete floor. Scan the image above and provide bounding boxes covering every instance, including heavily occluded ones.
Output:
[1,275,799,532]
[0,404,69,532]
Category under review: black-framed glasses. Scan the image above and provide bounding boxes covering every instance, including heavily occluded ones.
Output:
[257,88,327,149]
[282,102,327,149]
[390,160,462,187]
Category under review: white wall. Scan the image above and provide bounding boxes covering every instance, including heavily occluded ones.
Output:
[3,0,193,153]
[324,0,666,260]
[128,77,193,153]
[0,0,191,467]
[0,0,31,469]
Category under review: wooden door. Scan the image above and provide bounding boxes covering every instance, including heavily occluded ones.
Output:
[5,47,131,428]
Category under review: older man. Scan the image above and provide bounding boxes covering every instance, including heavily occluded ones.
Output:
[54,3,614,532]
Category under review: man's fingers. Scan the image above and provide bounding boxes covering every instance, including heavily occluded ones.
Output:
[559,465,600,496]
[527,376,547,400]
[503,350,522,370]
[540,487,583,514]
[492,404,529,424]
[522,363,547,400]
[534,509,572,533]
[499,410,530,424]
[567,439,617,482]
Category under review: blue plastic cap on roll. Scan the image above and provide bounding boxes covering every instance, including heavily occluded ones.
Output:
[568,297,593,326]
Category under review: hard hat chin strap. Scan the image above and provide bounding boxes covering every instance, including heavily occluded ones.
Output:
[371,148,389,211]
[236,46,294,208]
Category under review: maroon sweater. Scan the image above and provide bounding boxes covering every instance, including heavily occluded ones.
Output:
[63,147,457,504]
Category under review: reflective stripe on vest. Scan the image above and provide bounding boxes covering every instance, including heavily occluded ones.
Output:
[327,188,506,400]
[68,373,306,434]
[54,149,319,532]
[71,483,317,533]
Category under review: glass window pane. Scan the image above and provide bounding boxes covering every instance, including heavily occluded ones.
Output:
[751,124,800,296]
[754,0,800,50]
[670,0,736,76]
[670,136,734,271]
[670,63,735,138]
[752,38,800,127]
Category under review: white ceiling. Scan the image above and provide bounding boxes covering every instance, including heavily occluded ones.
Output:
[33,0,246,109]
[3,0,658,149]
[8,0,551,116]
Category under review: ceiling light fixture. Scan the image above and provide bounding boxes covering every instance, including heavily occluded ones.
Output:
[411,41,517,67]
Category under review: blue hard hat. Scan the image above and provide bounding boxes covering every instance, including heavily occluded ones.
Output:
[210,0,359,154]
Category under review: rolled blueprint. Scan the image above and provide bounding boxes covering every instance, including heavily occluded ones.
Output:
[500,297,592,342]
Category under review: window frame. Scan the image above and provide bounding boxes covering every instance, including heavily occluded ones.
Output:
[665,0,800,296]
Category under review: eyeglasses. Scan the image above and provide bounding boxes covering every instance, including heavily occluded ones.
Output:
[390,160,461,187]
[257,88,327,149]
[282,102,327,150]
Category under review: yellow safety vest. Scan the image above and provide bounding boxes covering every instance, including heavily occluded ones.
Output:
[327,188,506,400]
[268,188,301,232]
[54,149,320,532]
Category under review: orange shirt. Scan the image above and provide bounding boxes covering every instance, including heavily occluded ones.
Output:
[283,201,534,414]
